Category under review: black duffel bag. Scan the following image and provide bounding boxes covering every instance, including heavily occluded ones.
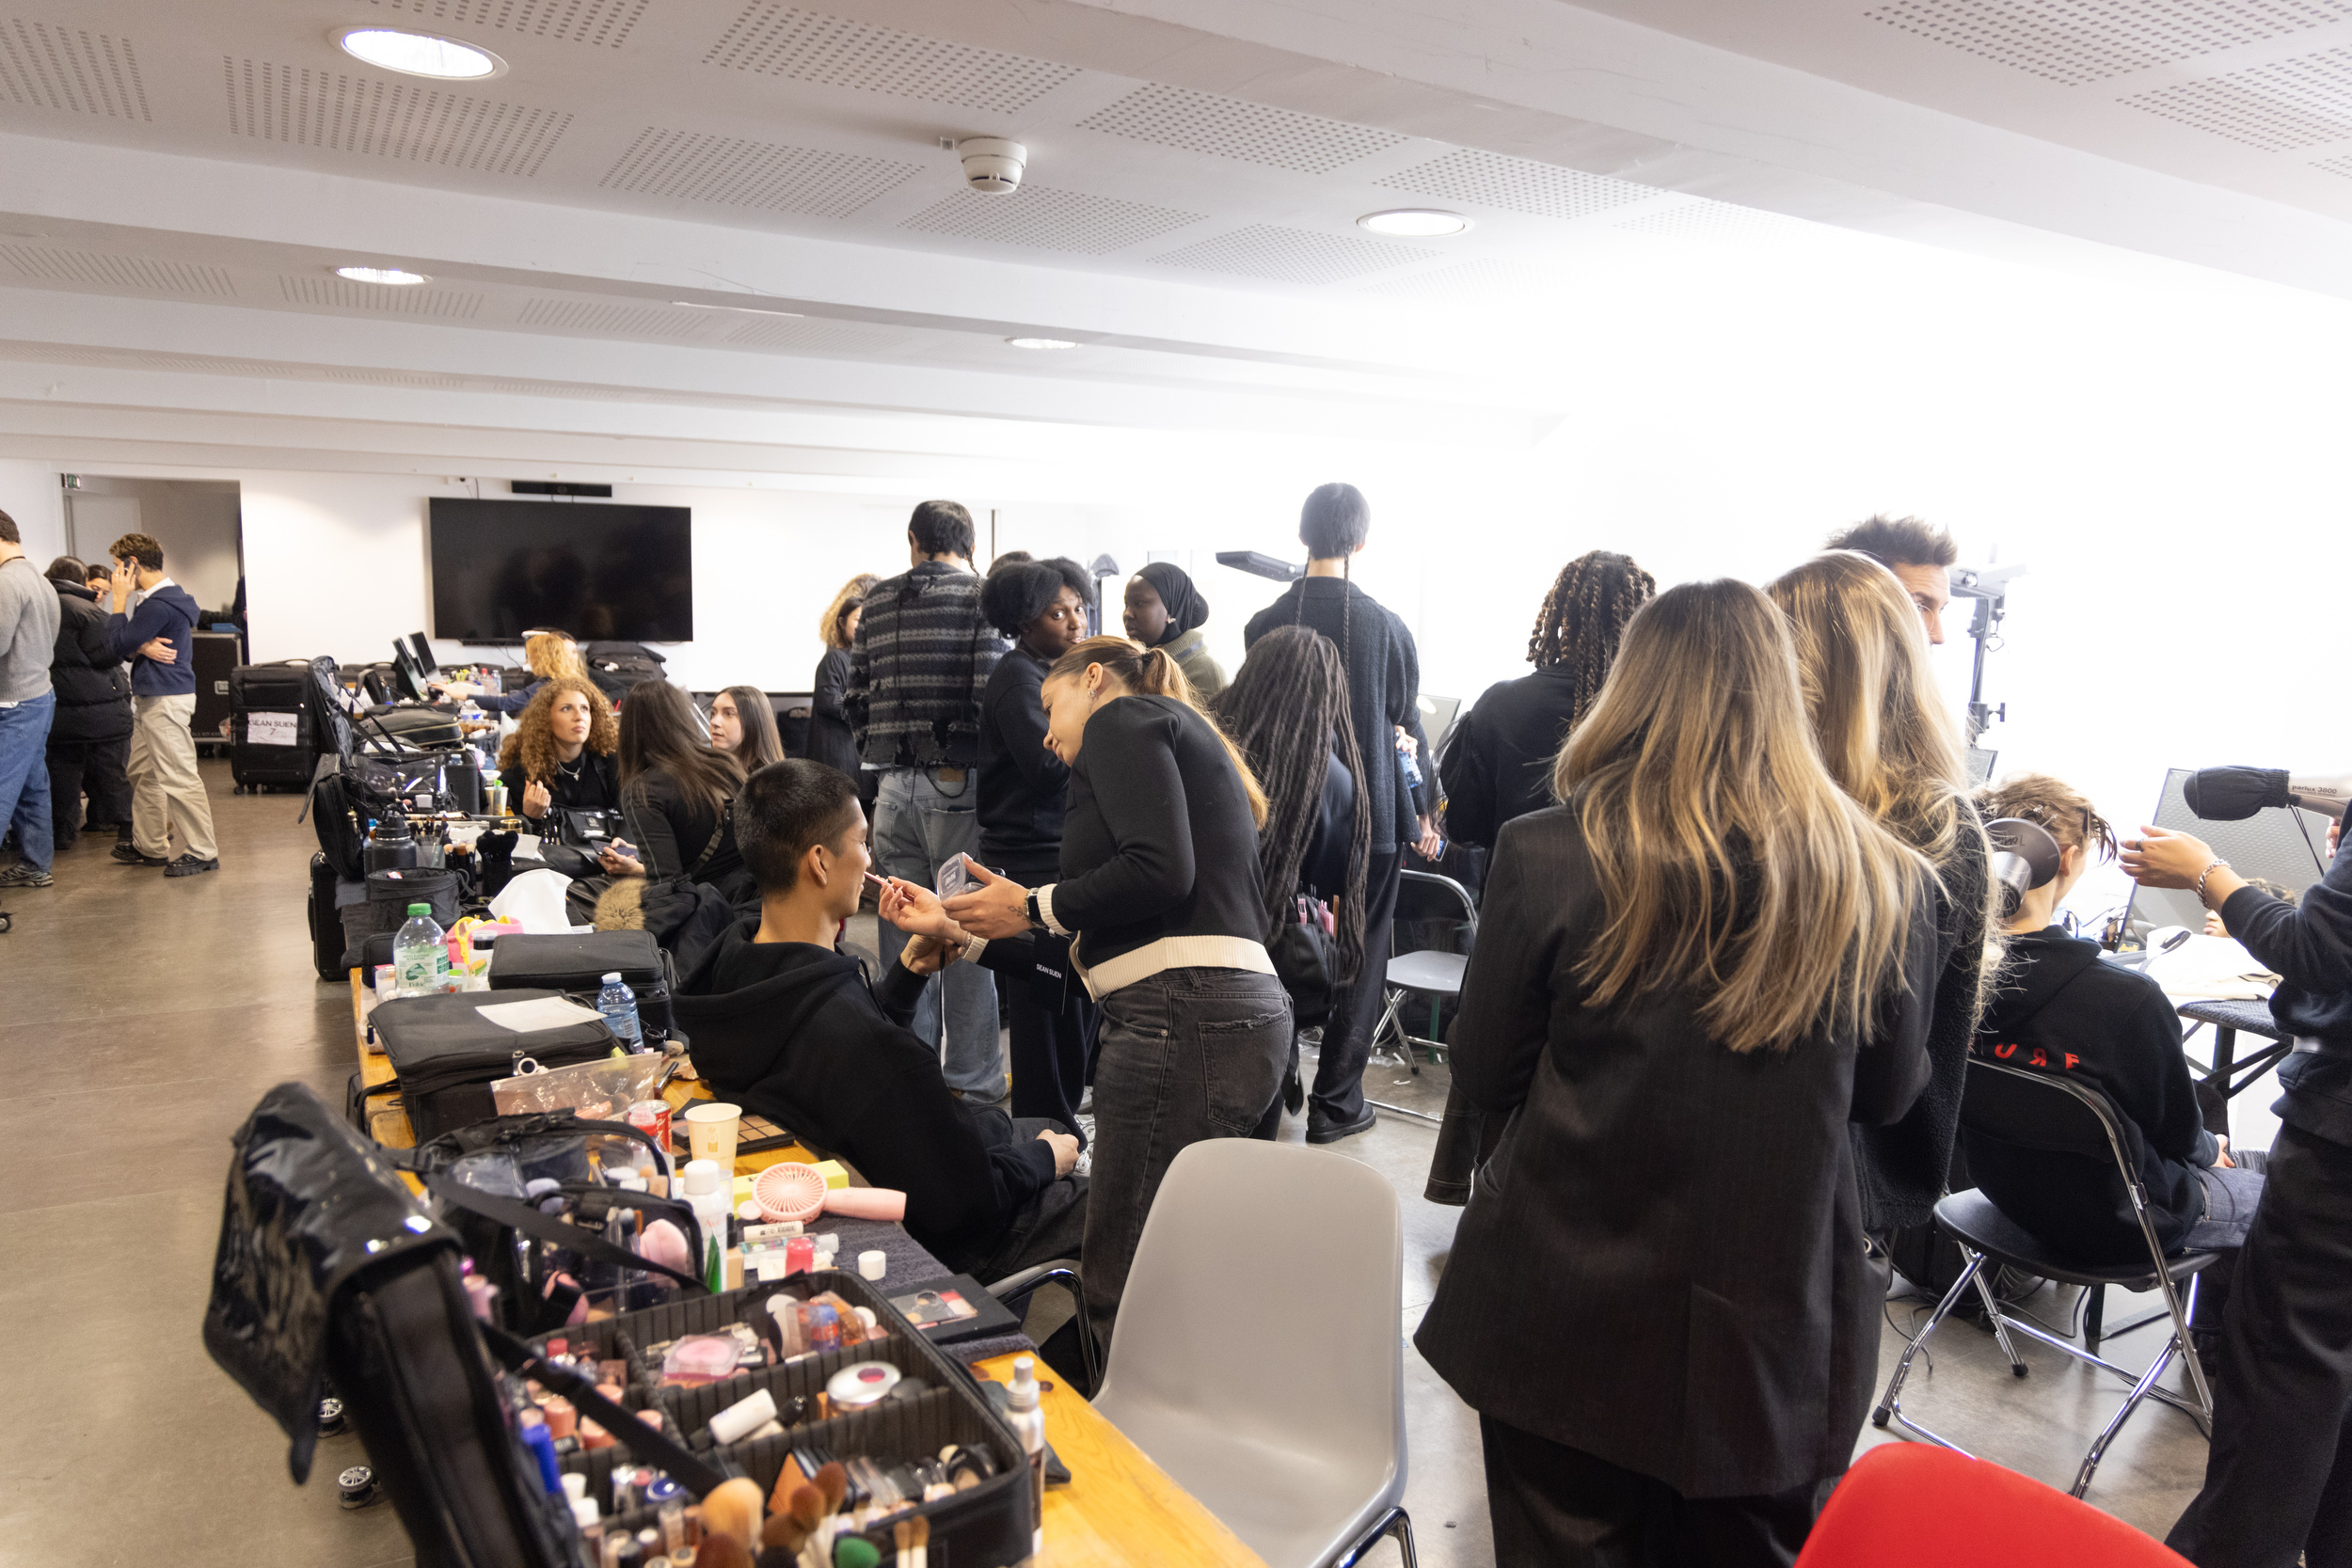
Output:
[489,930,675,1043]
[366,989,616,1141]
[340,865,460,971]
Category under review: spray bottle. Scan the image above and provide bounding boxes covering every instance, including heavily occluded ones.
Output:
[1006,1354,1045,1556]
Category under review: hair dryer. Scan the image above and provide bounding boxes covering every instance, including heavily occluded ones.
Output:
[2183,767,2352,823]
[1985,816,2063,922]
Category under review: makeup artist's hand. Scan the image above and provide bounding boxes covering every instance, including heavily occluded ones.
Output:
[941,860,1030,940]
[1036,1129,1080,1179]
[878,878,969,943]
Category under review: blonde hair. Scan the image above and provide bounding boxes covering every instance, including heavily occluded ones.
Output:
[1047,634,1269,828]
[1553,579,1929,1053]
[1768,551,1972,865]
[523,632,586,683]
[818,573,881,650]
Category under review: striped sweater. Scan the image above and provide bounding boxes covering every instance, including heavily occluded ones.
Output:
[845,561,1009,768]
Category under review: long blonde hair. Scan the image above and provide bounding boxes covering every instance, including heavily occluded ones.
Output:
[1767,551,1971,864]
[1048,634,1269,828]
[523,631,586,683]
[1553,579,1928,1053]
[818,573,880,650]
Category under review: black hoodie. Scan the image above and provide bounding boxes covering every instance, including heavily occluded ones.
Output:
[1964,927,2218,1264]
[675,920,1058,1274]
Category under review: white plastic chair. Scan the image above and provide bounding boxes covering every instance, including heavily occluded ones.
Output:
[1091,1140,1415,1567]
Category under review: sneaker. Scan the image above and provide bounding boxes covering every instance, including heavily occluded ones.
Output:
[111,844,168,866]
[164,855,220,878]
[1306,1106,1377,1144]
[0,863,52,888]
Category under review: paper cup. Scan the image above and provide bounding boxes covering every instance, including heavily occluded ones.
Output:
[683,1101,742,1169]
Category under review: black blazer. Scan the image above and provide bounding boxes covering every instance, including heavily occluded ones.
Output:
[1437,667,1582,848]
[1415,805,1937,1497]
[803,647,860,780]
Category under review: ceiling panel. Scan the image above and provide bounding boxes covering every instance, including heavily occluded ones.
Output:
[596,125,924,214]
[2116,45,2352,147]
[898,182,1205,254]
[1152,223,1428,283]
[224,58,572,174]
[1375,148,1654,221]
[1861,0,2352,87]
[0,244,232,294]
[371,0,656,50]
[700,2,1079,112]
[278,274,486,317]
[1077,83,1407,175]
[0,16,149,119]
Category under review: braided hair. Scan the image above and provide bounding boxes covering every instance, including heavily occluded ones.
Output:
[1214,626,1371,986]
[1526,551,1657,728]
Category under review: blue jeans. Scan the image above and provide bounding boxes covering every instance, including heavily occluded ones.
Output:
[0,691,56,873]
[873,767,1004,1100]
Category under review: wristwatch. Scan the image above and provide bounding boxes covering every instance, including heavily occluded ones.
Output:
[1025,891,1042,929]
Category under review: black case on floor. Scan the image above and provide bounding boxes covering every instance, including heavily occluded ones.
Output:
[230,659,316,789]
[341,866,461,972]
[368,989,617,1141]
[488,931,675,1041]
[309,851,366,981]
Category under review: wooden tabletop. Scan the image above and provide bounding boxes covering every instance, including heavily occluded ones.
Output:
[972,1352,1271,1568]
[350,972,1258,1563]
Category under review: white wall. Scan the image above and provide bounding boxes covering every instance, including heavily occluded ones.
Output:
[0,460,65,564]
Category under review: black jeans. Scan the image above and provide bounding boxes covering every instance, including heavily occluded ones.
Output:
[973,1117,1090,1282]
[1480,1416,1820,1568]
[1084,967,1289,1346]
[1309,848,1401,1127]
[2168,1124,2352,1568]
[45,735,133,845]
[989,852,1093,1131]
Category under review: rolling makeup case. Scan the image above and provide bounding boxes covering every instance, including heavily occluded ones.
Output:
[230,659,318,791]
[366,990,617,1142]
[310,851,367,981]
[488,930,675,1042]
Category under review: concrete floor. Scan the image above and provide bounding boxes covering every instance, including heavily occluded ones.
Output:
[0,763,2245,1566]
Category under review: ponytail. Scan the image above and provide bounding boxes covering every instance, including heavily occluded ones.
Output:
[1049,635,1270,827]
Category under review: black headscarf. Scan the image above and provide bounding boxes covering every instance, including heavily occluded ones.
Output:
[1136,562,1209,641]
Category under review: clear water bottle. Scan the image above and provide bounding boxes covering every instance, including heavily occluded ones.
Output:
[393,903,449,997]
[597,971,644,1051]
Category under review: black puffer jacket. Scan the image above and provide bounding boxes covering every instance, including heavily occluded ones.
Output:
[47,579,131,745]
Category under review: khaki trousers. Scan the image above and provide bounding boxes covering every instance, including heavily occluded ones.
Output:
[129,694,217,861]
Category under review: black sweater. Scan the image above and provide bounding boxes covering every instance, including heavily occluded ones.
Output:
[1438,668,1581,848]
[621,768,745,892]
[46,580,131,746]
[676,925,1058,1274]
[1964,927,2218,1264]
[1046,694,1268,977]
[2224,829,2352,1148]
[977,646,1069,862]
[1244,578,1421,851]
[501,750,620,820]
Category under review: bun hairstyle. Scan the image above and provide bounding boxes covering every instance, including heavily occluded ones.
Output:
[1045,634,1269,828]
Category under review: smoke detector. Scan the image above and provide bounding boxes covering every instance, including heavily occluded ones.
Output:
[955,137,1026,195]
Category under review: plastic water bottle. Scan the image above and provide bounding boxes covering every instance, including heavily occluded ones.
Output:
[393,903,449,997]
[597,971,644,1051]
[1008,1355,1046,1555]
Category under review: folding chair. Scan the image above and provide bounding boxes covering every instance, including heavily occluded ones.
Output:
[1363,870,1477,1126]
[1872,1056,2217,1497]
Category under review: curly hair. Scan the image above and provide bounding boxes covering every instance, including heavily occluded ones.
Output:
[1825,514,1956,570]
[981,556,1093,639]
[497,676,617,781]
[109,531,164,570]
[1525,550,1656,736]
[818,572,881,650]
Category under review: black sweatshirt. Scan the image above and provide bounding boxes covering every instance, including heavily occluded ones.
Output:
[675,923,1059,1274]
[622,768,746,894]
[1042,694,1268,984]
[500,751,620,819]
[1963,927,2219,1264]
[2224,823,2352,1148]
[1243,578,1421,851]
[977,646,1069,862]
[1438,668,1582,848]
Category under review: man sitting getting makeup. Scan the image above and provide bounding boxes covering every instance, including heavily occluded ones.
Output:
[675,758,1086,1281]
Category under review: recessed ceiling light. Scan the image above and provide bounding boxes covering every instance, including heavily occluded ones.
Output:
[1357,209,1470,237]
[671,300,805,318]
[336,265,430,286]
[333,26,504,81]
[1006,337,1078,350]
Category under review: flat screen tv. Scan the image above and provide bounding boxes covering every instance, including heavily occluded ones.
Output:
[427,498,692,642]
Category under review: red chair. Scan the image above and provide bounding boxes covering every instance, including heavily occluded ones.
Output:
[1794,1444,2192,1567]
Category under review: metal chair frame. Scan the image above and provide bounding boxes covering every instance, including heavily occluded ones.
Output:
[981,1258,1101,1394]
[1873,1058,2215,1497]
[1365,870,1478,1127]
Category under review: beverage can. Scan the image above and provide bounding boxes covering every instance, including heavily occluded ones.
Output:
[625,1100,671,1153]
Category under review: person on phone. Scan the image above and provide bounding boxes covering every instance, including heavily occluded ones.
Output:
[708,685,785,771]
[596,680,749,898]
[675,758,1087,1285]
[101,531,217,877]
[845,501,1010,1101]
[932,633,1287,1347]
[2125,812,2352,1568]
[1416,579,1937,1565]
[495,677,619,826]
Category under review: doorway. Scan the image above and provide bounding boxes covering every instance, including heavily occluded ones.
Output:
[62,475,246,749]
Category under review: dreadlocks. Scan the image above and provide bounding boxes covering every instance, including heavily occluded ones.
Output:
[1214,626,1372,988]
[1525,551,1657,729]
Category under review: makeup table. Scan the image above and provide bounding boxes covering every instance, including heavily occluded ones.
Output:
[347,971,1266,1566]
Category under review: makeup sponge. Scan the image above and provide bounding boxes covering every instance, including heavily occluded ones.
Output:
[636,1219,691,1275]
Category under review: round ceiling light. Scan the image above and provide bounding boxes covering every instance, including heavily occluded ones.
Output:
[1357,209,1470,237]
[336,265,430,286]
[333,26,504,80]
[1006,337,1078,350]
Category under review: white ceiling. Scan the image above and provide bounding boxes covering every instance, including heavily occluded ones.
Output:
[0,0,2347,482]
